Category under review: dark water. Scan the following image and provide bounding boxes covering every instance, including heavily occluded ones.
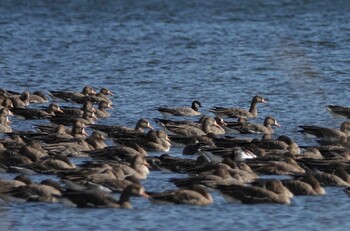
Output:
[1,0,350,230]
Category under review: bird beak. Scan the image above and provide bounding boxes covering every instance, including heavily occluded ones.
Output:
[147,123,154,130]
[8,110,14,116]
[57,108,64,114]
[274,121,281,127]
[82,128,89,136]
[262,98,267,104]
[144,161,150,167]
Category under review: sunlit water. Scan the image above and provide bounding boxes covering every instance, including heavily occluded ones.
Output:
[1,0,350,230]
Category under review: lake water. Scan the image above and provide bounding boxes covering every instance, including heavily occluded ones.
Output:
[0,0,350,230]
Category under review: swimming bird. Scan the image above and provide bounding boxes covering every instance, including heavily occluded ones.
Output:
[11,103,64,120]
[157,100,202,116]
[10,91,30,108]
[326,105,350,118]
[149,184,213,206]
[62,184,149,208]
[298,121,350,141]
[0,113,12,133]
[209,95,267,119]
[29,91,48,103]
[234,116,280,134]
[94,100,113,118]
[49,86,96,102]
[281,175,326,195]
[90,118,153,135]
[157,116,223,137]
[216,180,293,204]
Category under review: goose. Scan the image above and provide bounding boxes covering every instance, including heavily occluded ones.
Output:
[170,166,243,188]
[157,100,202,116]
[158,116,223,137]
[60,101,96,117]
[216,180,293,204]
[209,95,267,119]
[282,175,326,195]
[85,131,107,150]
[0,98,14,109]
[0,114,12,133]
[29,91,48,103]
[250,157,305,175]
[113,130,171,152]
[49,110,97,125]
[149,184,213,206]
[69,88,114,105]
[94,100,113,118]
[90,118,153,135]
[298,121,350,141]
[234,116,280,134]
[10,91,30,108]
[0,175,32,193]
[62,184,149,208]
[48,86,96,102]
[326,105,350,118]
[0,178,62,203]
[11,103,64,119]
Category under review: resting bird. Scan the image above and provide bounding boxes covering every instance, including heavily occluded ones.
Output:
[149,184,213,206]
[62,184,149,208]
[157,100,202,116]
[298,121,350,141]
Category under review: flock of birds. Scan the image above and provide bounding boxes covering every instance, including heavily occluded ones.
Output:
[0,86,350,208]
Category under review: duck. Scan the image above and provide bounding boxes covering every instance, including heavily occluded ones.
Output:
[234,116,280,134]
[59,101,96,117]
[157,100,202,116]
[209,95,267,119]
[48,86,96,102]
[215,179,293,204]
[298,121,350,141]
[11,103,64,119]
[149,184,213,206]
[62,184,149,208]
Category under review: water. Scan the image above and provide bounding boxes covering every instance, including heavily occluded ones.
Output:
[1,0,350,230]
